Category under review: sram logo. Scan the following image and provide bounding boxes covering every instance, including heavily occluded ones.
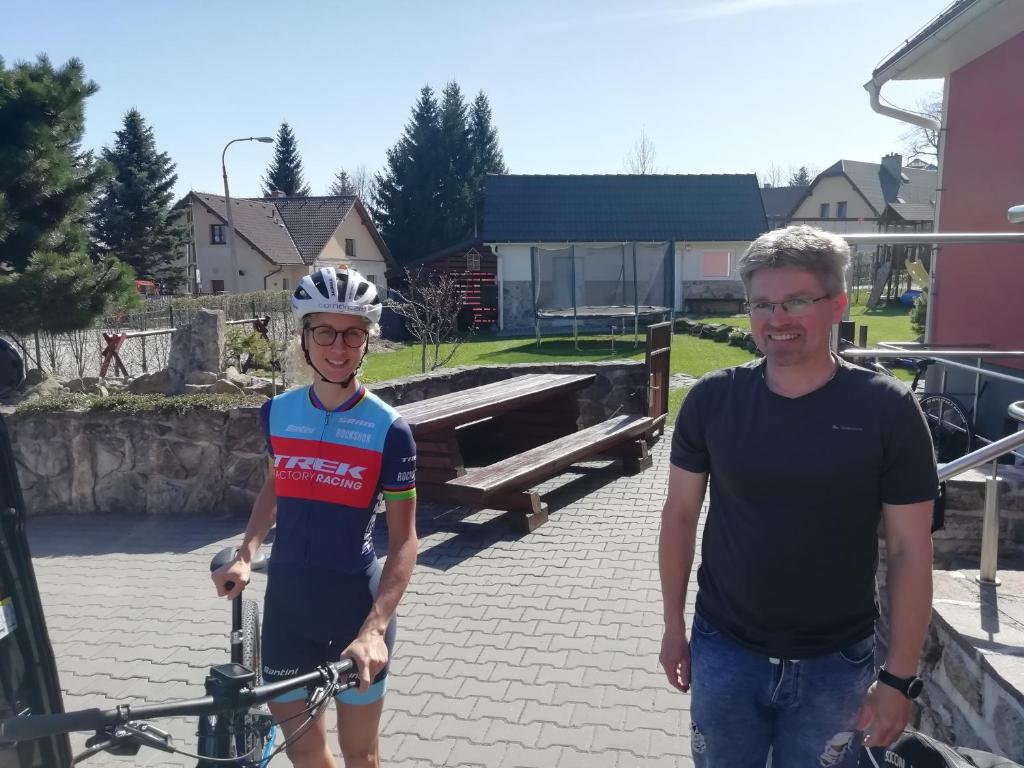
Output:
[273,454,366,479]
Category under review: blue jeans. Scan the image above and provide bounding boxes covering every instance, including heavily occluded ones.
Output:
[689,613,876,768]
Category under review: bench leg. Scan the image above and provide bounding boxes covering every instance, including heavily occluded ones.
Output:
[615,439,653,474]
[492,491,549,533]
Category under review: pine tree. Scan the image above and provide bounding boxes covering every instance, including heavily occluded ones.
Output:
[788,165,813,187]
[467,91,507,234]
[328,168,356,196]
[373,86,444,262]
[90,109,186,291]
[437,81,473,246]
[261,122,311,196]
[0,55,135,333]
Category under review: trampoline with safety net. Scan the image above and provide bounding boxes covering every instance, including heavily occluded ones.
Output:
[531,242,674,348]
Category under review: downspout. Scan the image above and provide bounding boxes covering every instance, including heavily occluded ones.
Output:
[864,0,1005,343]
[264,264,283,290]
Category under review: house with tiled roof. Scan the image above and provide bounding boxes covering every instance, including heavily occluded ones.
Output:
[174,192,392,295]
[788,153,937,234]
[760,184,807,229]
[481,174,768,332]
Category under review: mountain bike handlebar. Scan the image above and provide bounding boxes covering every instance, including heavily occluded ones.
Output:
[0,658,356,744]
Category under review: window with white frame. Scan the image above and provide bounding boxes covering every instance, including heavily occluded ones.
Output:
[819,203,831,218]
[701,251,731,278]
[465,248,481,272]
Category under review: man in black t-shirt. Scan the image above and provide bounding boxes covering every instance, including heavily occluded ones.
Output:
[658,226,937,767]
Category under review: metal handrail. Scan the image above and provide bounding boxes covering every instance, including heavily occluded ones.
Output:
[937,403,1024,482]
[934,401,1024,586]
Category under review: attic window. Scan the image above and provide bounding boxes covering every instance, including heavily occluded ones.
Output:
[465,248,481,272]
[345,238,356,258]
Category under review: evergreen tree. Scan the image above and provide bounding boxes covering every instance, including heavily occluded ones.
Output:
[328,168,356,196]
[437,81,473,246]
[788,165,813,187]
[0,55,135,333]
[467,91,507,233]
[90,109,186,291]
[373,86,444,262]
[261,122,311,196]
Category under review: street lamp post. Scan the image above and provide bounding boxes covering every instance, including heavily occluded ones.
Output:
[221,136,273,293]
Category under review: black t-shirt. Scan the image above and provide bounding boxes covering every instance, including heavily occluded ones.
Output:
[670,357,938,659]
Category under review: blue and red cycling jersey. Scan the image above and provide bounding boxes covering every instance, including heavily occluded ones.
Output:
[259,384,416,573]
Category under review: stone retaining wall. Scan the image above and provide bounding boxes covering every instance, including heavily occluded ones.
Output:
[934,468,1024,568]
[5,361,645,517]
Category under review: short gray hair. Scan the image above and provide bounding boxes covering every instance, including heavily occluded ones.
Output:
[737,225,850,297]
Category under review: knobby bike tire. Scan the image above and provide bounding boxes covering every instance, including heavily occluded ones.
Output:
[919,394,973,463]
[195,600,274,767]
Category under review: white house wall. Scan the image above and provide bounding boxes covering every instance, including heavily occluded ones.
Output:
[318,210,390,291]
[675,241,750,312]
[191,203,306,294]
[790,175,877,229]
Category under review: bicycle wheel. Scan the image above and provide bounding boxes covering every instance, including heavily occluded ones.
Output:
[236,599,274,764]
[196,600,274,767]
[919,394,972,462]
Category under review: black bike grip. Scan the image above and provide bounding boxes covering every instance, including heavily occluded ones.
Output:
[0,708,108,741]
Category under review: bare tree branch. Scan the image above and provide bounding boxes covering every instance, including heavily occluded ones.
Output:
[900,91,942,163]
[387,267,472,372]
[624,129,658,175]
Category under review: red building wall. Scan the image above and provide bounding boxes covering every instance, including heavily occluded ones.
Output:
[934,31,1024,369]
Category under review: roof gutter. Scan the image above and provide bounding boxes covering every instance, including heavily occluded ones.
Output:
[864,0,1006,346]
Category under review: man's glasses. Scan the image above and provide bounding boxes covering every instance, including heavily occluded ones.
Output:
[745,295,830,317]
[307,325,369,348]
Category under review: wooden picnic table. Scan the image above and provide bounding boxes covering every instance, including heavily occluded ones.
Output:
[397,372,654,532]
[398,372,595,490]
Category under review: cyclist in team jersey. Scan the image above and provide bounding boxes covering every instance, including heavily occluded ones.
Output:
[212,266,418,768]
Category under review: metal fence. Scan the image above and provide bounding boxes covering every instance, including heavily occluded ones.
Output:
[3,291,296,383]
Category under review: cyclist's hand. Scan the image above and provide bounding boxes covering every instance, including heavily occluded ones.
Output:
[659,630,691,693]
[211,558,250,600]
[856,680,910,748]
[342,630,389,693]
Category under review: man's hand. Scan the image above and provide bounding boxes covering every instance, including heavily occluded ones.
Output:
[659,630,692,692]
[856,680,911,747]
[342,630,389,692]
[211,558,250,600]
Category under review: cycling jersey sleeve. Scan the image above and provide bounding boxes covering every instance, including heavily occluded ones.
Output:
[259,399,274,456]
[380,416,416,502]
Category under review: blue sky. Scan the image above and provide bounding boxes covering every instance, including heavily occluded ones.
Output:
[2,0,946,200]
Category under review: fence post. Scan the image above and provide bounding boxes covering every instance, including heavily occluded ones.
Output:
[140,313,148,374]
[858,325,868,347]
[33,331,42,375]
[976,465,1002,586]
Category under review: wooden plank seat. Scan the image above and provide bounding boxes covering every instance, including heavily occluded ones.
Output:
[442,413,655,532]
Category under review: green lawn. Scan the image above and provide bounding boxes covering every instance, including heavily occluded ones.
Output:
[363,332,753,425]
[687,295,916,345]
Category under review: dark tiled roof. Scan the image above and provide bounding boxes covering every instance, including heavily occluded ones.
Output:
[260,196,356,265]
[818,160,936,215]
[887,202,936,222]
[194,193,304,265]
[482,174,767,243]
[760,185,805,224]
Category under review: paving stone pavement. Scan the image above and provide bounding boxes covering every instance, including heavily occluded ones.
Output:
[27,433,701,767]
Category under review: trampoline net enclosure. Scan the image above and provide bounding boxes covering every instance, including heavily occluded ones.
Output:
[531,242,673,344]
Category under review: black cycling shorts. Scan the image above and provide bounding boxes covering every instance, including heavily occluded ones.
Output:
[260,558,396,705]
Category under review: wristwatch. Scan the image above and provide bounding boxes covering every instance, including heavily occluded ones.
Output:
[877,668,925,700]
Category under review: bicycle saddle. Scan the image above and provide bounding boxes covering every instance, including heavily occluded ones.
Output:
[209,546,268,573]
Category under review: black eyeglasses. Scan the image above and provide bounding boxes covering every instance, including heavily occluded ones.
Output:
[306,325,369,348]
[745,295,831,317]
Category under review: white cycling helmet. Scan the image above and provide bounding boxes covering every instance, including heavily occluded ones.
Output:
[292,266,382,325]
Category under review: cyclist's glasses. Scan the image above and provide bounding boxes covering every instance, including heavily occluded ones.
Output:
[307,325,368,348]
[745,295,830,317]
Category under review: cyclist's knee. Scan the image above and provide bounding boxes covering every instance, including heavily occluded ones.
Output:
[283,733,333,767]
[340,745,379,768]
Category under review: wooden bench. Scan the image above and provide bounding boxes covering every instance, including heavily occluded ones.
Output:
[441,413,654,532]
